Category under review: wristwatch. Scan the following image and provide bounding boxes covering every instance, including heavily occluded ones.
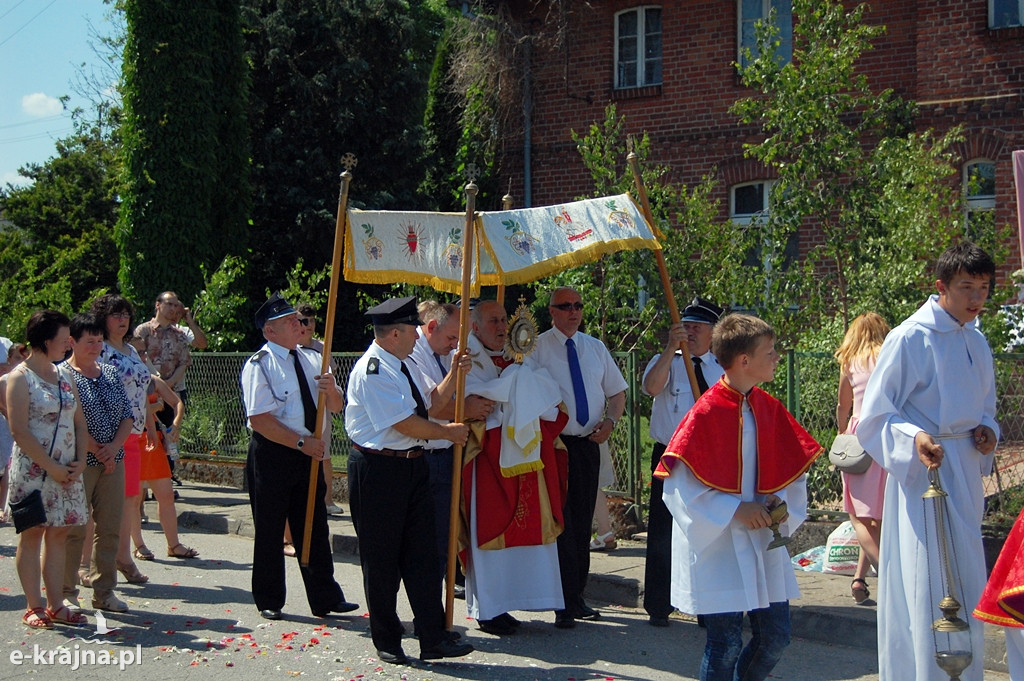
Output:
[605,417,617,428]
[296,438,305,450]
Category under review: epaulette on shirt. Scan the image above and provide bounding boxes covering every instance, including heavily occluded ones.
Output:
[249,350,269,364]
[367,357,380,375]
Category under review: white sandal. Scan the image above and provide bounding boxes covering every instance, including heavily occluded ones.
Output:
[589,531,617,551]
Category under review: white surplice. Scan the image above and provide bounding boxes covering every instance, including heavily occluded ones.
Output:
[662,399,805,615]
[462,332,564,620]
[858,295,998,681]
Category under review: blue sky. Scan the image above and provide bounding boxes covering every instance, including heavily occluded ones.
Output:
[0,0,115,188]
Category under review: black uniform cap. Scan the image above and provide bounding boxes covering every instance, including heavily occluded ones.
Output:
[365,296,424,326]
[681,297,724,325]
[255,292,296,329]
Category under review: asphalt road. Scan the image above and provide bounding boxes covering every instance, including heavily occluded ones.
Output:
[0,521,1004,681]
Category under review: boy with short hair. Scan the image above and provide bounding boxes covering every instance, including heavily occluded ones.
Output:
[655,313,822,681]
[858,241,999,681]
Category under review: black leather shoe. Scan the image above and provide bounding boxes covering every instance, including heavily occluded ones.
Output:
[554,609,576,629]
[377,647,408,665]
[260,609,282,620]
[576,602,602,621]
[453,584,466,600]
[478,617,516,636]
[496,612,521,629]
[312,600,360,617]
[420,639,474,660]
[648,615,670,627]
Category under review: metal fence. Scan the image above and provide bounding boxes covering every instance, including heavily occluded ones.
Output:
[180,351,1024,523]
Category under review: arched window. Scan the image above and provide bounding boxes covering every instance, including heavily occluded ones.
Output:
[964,160,995,234]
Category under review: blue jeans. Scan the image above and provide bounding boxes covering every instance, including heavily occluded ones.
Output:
[700,602,791,681]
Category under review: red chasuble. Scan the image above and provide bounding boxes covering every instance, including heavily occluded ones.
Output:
[654,379,822,494]
[974,506,1024,628]
[459,352,569,554]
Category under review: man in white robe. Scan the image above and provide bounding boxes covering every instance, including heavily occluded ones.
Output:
[460,300,566,636]
[858,242,999,681]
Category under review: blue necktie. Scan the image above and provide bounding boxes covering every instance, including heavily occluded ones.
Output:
[566,337,589,426]
[433,352,447,376]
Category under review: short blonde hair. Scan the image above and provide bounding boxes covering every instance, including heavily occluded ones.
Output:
[711,314,775,369]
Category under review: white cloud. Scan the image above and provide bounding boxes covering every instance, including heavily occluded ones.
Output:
[21,93,63,117]
[1,171,32,188]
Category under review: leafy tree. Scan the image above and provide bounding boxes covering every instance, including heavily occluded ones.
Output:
[118,0,251,307]
[730,0,983,339]
[0,105,123,337]
[241,0,448,351]
[529,105,756,354]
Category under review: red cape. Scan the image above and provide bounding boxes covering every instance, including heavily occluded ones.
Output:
[974,506,1024,628]
[462,408,569,550]
[654,379,822,494]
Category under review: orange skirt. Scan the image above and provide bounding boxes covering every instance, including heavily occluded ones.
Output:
[139,432,172,482]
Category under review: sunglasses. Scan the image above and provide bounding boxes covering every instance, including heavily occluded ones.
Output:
[110,312,131,319]
[551,302,584,311]
[297,318,310,326]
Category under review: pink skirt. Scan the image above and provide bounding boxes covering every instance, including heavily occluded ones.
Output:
[123,433,142,497]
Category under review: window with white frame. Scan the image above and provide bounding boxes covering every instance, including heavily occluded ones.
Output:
[964,160,996,233]
[731,180,799,269]
[615,7,663,89]
[991,0,1023,28]
[738,0,793,68]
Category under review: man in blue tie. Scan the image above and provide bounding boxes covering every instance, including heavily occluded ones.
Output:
[527,287,627,628]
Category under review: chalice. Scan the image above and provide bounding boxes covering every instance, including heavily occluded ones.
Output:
[766,500,789,550]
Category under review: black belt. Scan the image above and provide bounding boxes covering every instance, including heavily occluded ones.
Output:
[353,443,424,459]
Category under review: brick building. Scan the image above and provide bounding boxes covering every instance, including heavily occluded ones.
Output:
[489,0,1024,270]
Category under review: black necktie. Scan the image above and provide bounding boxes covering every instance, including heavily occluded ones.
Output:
[692,356,710,395]
[291,349,317,433]
[400,362,429,419]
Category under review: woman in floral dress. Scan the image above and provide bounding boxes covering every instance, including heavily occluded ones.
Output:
[6,310,89,628]
[91,294,151,585]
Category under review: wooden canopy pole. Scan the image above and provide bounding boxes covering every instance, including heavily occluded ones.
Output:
[626,151,700,402]
[301,154,356,566]
[444,170,479,628]
[496,190,514,307]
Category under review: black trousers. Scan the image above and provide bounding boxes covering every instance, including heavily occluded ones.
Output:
[424,445,456,579]
[556,435,601,614]
[643,442,673,618]
[347,447,445,653]
[245,433,344,613]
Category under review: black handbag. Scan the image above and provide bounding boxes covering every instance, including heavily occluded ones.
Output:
[10,488,46,534]
[828,433,872,474]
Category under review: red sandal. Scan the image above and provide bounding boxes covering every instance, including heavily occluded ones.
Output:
[22,607,54,629]
[46,604,87,627]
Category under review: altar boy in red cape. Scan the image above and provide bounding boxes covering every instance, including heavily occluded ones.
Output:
[974,504,1024,679]
[654,314,821,681]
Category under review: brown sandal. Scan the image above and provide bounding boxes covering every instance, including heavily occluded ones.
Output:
[117,560,150,584]
[851,578,870,604]
[167,543,199,559]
